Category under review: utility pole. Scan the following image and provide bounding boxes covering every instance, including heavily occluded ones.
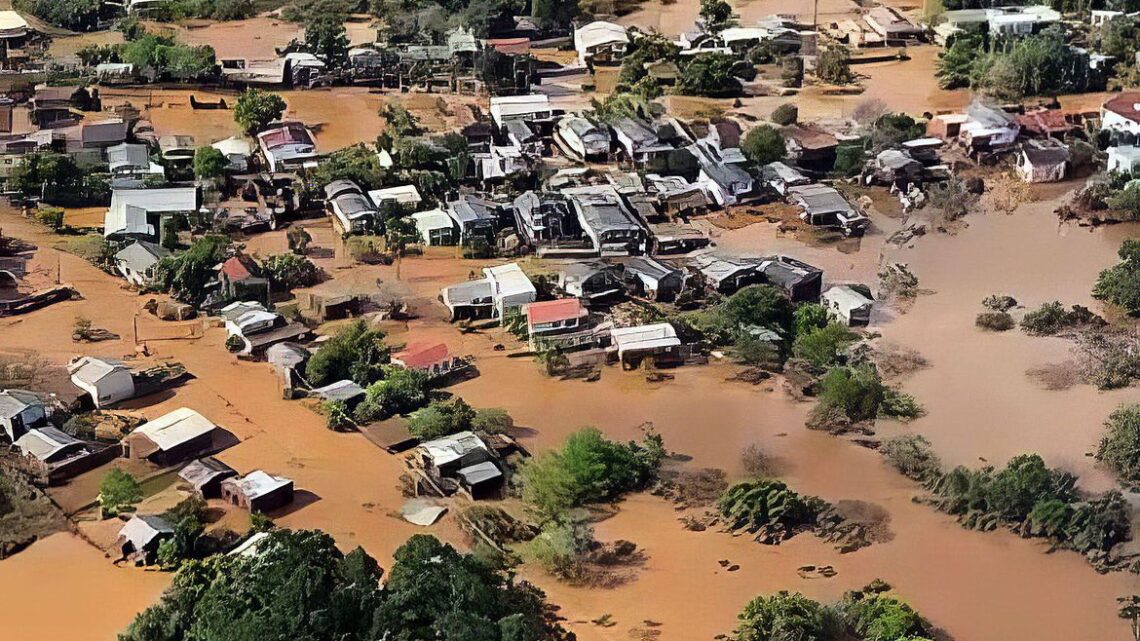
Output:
[813,0,819,30]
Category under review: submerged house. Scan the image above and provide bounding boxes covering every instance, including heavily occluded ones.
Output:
[440,263,536,320]
[689,255,764,294]
[787,183,869,236]
[446,195,500,245]
[758,256,823,302]
[623,256,684,302]
[0,389,47,441]
[391,342,468,380]
[114,240,170,287]
[822,285,873,326]
[257,122,319,173]
[959,101,1020,153]
[325,179,377,234]
[122,407,218,466]
[524,298,593,350]
[416,430,502,499]
[610,117,675,167]
[14,426,111,483]
[103,186,199,239]
[221,470,295,513]
[68,356,136,409]
[698,161,755,207]
[513,191,580,245]
[610,323,682,368]
[1016,140,1070,183]
[117,515,174,565]
[178,456,238,499]
[564,186,647,256]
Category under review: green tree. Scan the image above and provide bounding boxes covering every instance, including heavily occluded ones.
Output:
[531,0,578,26]
[817,45,853,85]
[1096,405,1140,486]
[10,152,84,197]
[936,34,983,90]
[792,303,830,337]
[99,469,143,517]
[305,15,350,67]
[871,113,925,150]
[311,143,389,190]
[378,101,424,147]
[792,322,856,371]
[699,0,734,31]
[192,146,229,182]
[840,593,928,641]
[734,591,835,641]
[741,125,787,166]
[234,88,287,134]
[15,0,101,30]
[261,253,320,291]
[815,365,886,423]
[353,366,432,422]
[304,320,390,387]
[407,398,477,440]
[678,52,742,97]
[1094,239,1140,314]
[153,235,229,306]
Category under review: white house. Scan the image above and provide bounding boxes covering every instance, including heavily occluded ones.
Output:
[489,94,552,130]
[574,21,629,66]
[68,356,136,409]
[367,184,423,210]
[211,136,254,173]
[0,389,46,442]
[822,285,873,326]
[114,240,170,286]
[411,208,458,246]
[1102,92,1140,137]
[104,186,198,238]
[485,263,537,318]
[610,323,681,365]
[1108,145,1140,174]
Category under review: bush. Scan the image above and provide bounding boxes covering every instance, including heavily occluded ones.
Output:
[516,427,665,522]
[976,312,1015,331]
[793,303,831,337]
[353,366,431,422]
[99,469,142,517]
[839,592,928,641]
[472,407,514,434]
[832,143,867,178]
[982,294,1018,312]
[880,435,942,481]
[1020,301,1104,335]
[686,285,794,347]
[407,398,477,440]
[323,400,353,431]
[734,591,837,641]
[234,88,287,134]
[304,320,390,387]
[880,389,925,420]
[741,125,787,166]
[717,479,827,540]
[154,235,229,306]
[792,323,856,371]
[1093,239,1140,314]
[770,103,798,126]
[1095,405,1140,486]
[193,146,228,181]
[35,206,65,231]
[814,365,886,424]
[262,253,320,292]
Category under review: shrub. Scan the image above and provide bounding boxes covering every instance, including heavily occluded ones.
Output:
[814,365,886,423]
[262,253,320,292]
[770,103,798,126]
[741,443,776,477]
[35,206,65,231]
[193,146,228,181]
[792,323,856,371]
[353,366,431,422]
[233,88,287,134]
[734,591,837,641]
[407,398,477,440]
[1093,239,1140,314]
[99,469,142,517]
[516,427,665,521]
[741,125,787,166]
[880,389,925,420]
[982,294,1018,312]
[686,285,795,347]
[304,320,390,387]
[839,592,928,641]
[793,303,831,337]
[323,400,353,431]
[880,435,942,481]
[472,407,514,434]
[976,311,1015,331]
[1095,405,1140,486]
[1020,301,1104,335]
[717,479,827,540]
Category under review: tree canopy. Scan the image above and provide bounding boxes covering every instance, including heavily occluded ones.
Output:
[1093,239,1140,314]
[234,89,287,134]
[741,125,787,166]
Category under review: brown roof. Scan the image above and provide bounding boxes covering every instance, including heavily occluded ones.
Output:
[783,124,838,150]
[1015,109,1077,135]
[1103,92,1140,123]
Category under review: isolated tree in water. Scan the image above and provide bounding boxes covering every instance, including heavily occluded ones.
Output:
[233,89,286,134]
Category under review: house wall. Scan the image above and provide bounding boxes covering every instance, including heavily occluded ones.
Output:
[81,371,136,409]
[1102,110,1140,136]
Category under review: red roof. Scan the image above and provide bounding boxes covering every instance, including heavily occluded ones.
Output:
[526,298,584,325]
[485,38,531,55]
[220,256,257,281]
[258,123,313,149]
[1103,92,1140,124]
[1015,109,1077,135]
[393,342,450,370]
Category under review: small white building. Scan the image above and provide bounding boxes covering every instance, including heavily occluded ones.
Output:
[1102,92,1140,137]
[1107,145,1140,174]
[123,407,218,465]
[489,94,552,130]
[257,122,319,173]
[485,263,537,318]
[68,357,136,409]
[822,285,873,326]
[104,186,198,238]
[411,208,458,246]
[367,184,423,210]
[610,323,681,366]
[114,240,170,286]
[574,21,629,67]
[0,389,46,442]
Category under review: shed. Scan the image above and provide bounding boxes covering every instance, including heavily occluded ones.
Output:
[822,285,873,326]
[456,460,503,499]
[68,357,136,409]
[178,456,237,498]
[123,407,218,465]
[1016,142,1070,183]
[610,323,681,367]
[221,470,295,513]
[0,389,47,441]
[117,515,174,564]
[114,240,170,287]
[368,184,423,209]
[623,257,684,302]
[411,208,458,246]
[418,430,493,475]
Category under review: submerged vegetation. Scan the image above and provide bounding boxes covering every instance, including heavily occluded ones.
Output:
[733,582,933,641]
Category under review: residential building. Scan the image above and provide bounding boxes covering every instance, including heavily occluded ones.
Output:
[107,143,164,188]
[257,122,319,173]
[367,184,423,210]
[0,389,46,441]
[623,256,684,302]
[564,185,647,256]
[221,470,295,512]
[114,240,170,287]
[14,426,108,483]
[440,263,536,320]
[68,356,136,409]
[610,117,674,166]
[447,195,500,245]
[557,261,625,299]
[325,179,377,233]
[411,208,459,246]
[211,137,254,173]
[864,6,924,39]
[1102,92,1140,137]
[178,456,237,499]
[787,183,870,236]
[1107,145,1140,173]
[122,407,218,465]
[574,21,629,66]
[218,255,269,304]
[416,431,502,499]
[760,161,811,195]
[104,186,198,239]
[822,285,873,326]
[698,161,755,206]
[610,323,681,368]
[556,116,610,161]
[489,94,553,130]
[524,298,592,350]
[758,256,823,302]
[1016,141,1070,183]
[513,191,580,244]
[391,342,468,379]
[117,515,174,565]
